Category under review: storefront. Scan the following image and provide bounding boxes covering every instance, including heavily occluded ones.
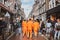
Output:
[46,5,60,19]
[0,3,16,40]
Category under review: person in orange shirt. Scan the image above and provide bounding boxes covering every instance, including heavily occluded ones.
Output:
[27,19,33,38]
[33,19,40,37]
[22,20,27,37]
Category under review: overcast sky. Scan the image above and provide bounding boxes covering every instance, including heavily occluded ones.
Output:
[21,0,34,18]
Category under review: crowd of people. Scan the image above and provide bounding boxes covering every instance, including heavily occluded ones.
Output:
[0,15,60,40]
[46,16,60,40]
[16,15,60,40]
[40,16,60,40]
[22,18,40,38]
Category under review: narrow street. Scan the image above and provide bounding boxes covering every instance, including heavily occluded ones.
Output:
[0,0,60,40]
[9,34,47,40]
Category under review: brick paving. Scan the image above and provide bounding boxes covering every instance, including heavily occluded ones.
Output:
[9,34,47,40]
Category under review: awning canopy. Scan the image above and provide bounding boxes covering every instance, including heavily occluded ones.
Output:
[46,5,60,14]
[0,3,16,15]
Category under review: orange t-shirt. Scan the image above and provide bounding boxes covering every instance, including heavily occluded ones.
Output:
[33,22,40,30]
[22,21,27,30]
[27,20,33,30]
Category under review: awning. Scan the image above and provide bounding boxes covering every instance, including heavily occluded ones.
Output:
[0,3,16,15]
[46,5,60,14]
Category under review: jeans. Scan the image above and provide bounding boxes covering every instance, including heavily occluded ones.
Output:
[54,30,60,39]
[58,31,60,39]
[16,27,21,34]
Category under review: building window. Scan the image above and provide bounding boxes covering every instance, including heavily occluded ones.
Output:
[14,3,17,9]
[49,0,53,9]
[44,5,46,12]
[41,7,43,13]
[43,0,45,3]
[40,0,41,4]
[42,0,45,4]
[51,0,56,8]
[52,0,55,7]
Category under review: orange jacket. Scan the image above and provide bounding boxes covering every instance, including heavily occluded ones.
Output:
[33,22,40,30]
[27,20,33,30]
[22,21,27,29]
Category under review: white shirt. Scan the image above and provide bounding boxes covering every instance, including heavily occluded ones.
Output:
[46,23,51,28]
[55,23,60,28]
